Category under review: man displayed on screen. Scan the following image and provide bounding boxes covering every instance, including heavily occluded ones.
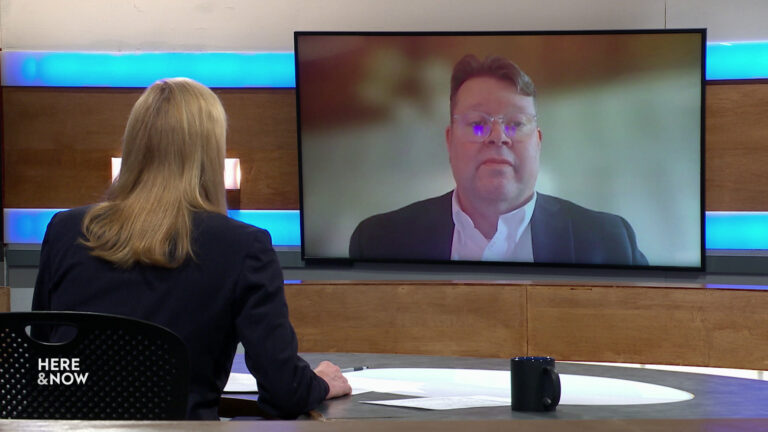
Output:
[349,54,648,266]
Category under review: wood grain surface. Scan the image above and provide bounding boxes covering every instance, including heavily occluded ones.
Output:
[284,282,527,358]
[0,287,9,312]
[286,281,768,370]
[1,87,298,209]
[527,284,768,370]
[706,83,768,210]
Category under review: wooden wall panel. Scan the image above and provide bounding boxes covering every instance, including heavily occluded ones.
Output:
[0,287,9,312]
[527,285,707,365]
[524,284,768,370]
[2,88,137,207]
[706,83,768,211]
[1,87,298,209]
[219,90,299,210]
[285,281,768,370]
[284,282,528,358]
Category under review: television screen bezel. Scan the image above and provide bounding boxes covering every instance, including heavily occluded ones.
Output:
[294,29,706,272]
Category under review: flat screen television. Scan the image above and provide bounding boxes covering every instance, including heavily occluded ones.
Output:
[295,30,705,270]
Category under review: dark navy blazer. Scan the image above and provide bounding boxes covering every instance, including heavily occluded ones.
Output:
[33,207,328,419]
[349,192,648,266]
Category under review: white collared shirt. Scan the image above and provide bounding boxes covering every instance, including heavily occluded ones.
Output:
[450,190,537,262]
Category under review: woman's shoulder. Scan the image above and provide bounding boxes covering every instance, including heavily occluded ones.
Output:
[38,206,95,259]
[193,211,273,246]
[45,206,92,235]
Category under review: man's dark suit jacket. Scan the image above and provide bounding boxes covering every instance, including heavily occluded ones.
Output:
[32,207,328,420]
[349,192,648,266]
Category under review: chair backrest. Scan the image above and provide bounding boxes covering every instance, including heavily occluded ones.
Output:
[0,311,189,420]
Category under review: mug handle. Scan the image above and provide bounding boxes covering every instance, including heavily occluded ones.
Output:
[542,366,561,408]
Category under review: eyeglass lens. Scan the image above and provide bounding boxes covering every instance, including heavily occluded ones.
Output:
[458,112,535,141]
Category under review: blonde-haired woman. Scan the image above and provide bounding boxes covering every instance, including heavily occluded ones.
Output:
[32,78,350,419]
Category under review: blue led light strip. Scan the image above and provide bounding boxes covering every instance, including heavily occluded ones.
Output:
[3,209,301,247]
[227,210,301,246]
[707,42,768,80]
[1,42,767,87]
[4,208,768,250]
[705,212,768,250]
[1,51,296,88]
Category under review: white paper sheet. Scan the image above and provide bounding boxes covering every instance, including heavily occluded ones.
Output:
[224,371,372,394]
[362,395,511,410]
[224,373,258,393]
[346,375,427,396]
[344,368,693,406]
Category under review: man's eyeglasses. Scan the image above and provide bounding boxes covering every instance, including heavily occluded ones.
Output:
[452,111,537,142]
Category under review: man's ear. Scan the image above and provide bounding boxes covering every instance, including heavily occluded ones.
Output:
[536,128,543,149]
[445,125,453,153]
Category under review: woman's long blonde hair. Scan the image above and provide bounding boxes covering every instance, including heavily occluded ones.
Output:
[82,78,228,268]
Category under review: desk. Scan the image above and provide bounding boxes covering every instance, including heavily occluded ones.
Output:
[226,352,768,421]
[4,418,768,432]
[3,354,768,432]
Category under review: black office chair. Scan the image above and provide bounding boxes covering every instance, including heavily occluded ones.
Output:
[0,311,189,420]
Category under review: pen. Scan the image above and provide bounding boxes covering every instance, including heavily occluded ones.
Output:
[340,366,369,373]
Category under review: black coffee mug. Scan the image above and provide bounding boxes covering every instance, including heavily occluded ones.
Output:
[511,356,561,411]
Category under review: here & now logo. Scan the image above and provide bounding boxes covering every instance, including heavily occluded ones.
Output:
[37,358,89,385]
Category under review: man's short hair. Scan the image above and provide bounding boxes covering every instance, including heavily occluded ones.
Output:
[450,54,536,115]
